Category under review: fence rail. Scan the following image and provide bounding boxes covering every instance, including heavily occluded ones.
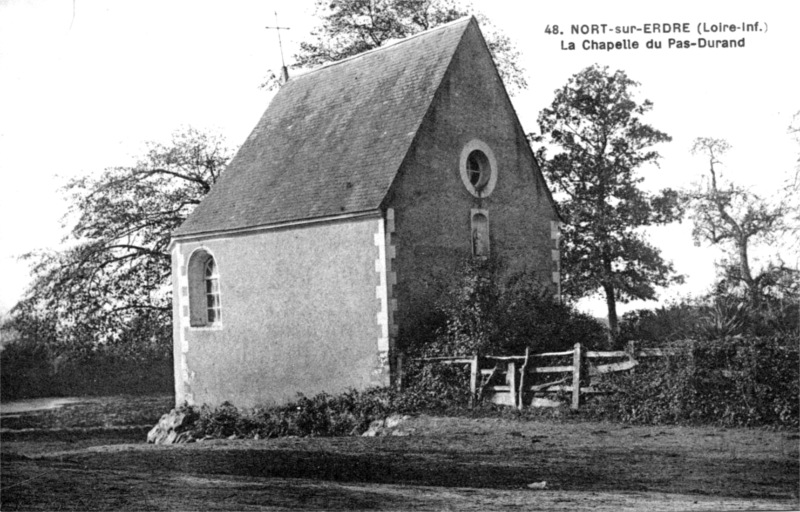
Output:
[399,341,669,410]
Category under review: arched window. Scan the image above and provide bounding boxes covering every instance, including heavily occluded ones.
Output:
[471,210,490,257]
[188,250,221,327]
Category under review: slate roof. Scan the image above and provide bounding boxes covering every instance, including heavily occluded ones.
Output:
[175,17,475,238]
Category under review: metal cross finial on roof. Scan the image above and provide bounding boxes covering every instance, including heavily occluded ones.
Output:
[265,11,291,83]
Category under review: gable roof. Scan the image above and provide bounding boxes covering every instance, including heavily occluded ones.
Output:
[175,17,475,238]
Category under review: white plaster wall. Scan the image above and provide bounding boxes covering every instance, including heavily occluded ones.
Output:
[172,214,389,407]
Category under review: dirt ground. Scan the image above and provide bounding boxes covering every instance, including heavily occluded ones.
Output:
[2,410,798,511]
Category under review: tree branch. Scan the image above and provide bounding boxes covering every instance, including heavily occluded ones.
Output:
[136,168,211,193]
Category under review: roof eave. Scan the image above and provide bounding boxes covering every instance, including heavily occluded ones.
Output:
[169,208,384,250]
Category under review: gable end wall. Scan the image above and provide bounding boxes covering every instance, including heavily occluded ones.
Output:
[385,22,560,344]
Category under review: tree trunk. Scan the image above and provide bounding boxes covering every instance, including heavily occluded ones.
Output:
[738,236,758,304]
[603,283,619,345]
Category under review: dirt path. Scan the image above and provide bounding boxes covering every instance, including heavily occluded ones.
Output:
[0,397,94,415]
[2,415,798,510]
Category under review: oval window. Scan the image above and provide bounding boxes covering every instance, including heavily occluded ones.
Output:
[459,140,497,197]
[467,150,491,190]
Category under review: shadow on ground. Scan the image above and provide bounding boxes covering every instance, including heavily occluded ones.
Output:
[2,415,798,511]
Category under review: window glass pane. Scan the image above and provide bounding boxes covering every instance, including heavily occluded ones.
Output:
[467,150,490,188]
[467,155,481,185]
[196,257,220,324]
[469,170,481,185]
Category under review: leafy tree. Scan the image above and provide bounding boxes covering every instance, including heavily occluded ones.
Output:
[684,137,790,302]
[536,65,684,340]
[264,0,526,94]
[6,128,230,357]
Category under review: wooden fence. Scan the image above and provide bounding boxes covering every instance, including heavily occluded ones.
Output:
[398,341,669,410]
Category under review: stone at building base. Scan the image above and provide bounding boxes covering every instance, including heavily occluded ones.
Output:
[361,414,412,437]
[147,409,195,444]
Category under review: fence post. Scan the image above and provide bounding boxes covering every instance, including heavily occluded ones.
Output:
[571,342,581,410]
[469,354,479,407]
[507,361,517,408]
[396,352,403,391]
[518,347,530,411]
[625,340,636,357]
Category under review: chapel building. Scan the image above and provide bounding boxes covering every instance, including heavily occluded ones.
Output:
[170,17,560,407]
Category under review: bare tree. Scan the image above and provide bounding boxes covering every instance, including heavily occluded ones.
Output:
[684,137,790,301]
[785,112,800,255]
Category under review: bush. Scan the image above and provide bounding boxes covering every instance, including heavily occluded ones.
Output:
[0,341,54,400]
[51,351,173,397]
[619,302,703,345]
[0,341,173,400]
[185,388,412,439]
[593,334,799,428]
[498,272,608,353]
[397,362,473,411]
[620,284,799,347]
[412,257,608,358]
[397,257,608,405]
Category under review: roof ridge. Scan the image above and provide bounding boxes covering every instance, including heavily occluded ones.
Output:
[290,16,473,81]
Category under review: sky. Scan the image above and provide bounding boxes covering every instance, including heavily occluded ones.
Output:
[1,0,798,317]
